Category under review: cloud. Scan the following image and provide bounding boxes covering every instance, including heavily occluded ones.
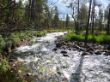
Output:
[48,0,73,14]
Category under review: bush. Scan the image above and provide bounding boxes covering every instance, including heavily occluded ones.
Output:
[0,58,27,82]
[0,58,10,74]
[9,33,21,44]
[0,35,6,52]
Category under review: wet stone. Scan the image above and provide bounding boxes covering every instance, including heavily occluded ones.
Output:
[60,51,69,57]
[82,52,91,56]
[61,51,67,54]
[86,47,94,52]
[63,54,69,57]
[52,48,57,51]
[95,51,102,55]
[62,77,68,82]
[107,45,110,50]
[103,52,110,56]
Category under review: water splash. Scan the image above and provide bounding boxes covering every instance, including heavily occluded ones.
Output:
[14,32,110,82]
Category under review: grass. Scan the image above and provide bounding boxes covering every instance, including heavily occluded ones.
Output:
[64,31,110,44]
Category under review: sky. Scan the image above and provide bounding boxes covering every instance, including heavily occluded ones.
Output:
[48,0,110,20]
[16,0,110,20]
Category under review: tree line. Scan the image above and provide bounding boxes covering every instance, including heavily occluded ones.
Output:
[0,0,110,37]
[0,0,65,36]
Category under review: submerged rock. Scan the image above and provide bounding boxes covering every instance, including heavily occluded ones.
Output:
[52,48,57,51]
[63,54,69,57]
[60,51,69,57]
[56,43,62,48]
[82,52,91,56]
[95,51,102,55]
[61,51,67,54]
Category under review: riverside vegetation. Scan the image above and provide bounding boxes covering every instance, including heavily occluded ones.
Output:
[0,0,110,82]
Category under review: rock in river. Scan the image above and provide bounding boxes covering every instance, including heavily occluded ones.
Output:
[61,51,69,57]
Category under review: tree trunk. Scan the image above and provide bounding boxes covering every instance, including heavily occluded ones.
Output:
[85,0,92,45]
[106,8,110,35]
[77,0,80,34]
[91,0,95,35]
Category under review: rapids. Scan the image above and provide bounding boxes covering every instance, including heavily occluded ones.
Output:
[14,32,110,82]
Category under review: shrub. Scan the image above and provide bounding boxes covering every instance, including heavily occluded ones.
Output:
[0,35,6,52]
[9,33,21,44]
[0,58,10,74]
[0,58,27,82]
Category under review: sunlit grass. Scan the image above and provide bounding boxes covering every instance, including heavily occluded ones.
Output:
[64,31,110,43]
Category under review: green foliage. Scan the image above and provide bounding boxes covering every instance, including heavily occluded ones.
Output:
[79,4,88,23]
[64,31,110,43]
[9,33,21,44]
[0,58,10,74]
[0,35,6,52]
[53,7,59,28]
[0,58,27,82]
[9,30,47,44]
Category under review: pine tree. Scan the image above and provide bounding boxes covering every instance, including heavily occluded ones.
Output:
[65,14,70,28]
[79,4,88,30]
[53,7,59,28]
[98,8,103,32]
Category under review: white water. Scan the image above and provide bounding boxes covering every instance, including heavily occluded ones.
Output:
[15,32,110,82]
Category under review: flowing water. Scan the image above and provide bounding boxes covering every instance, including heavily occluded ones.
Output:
[14,32,110,82]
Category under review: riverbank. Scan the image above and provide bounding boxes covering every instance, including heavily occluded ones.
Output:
[0,30,110,82]
[0,30,48,82]
[0,29,67,56]
[13,32,110,82]
[55,33,110,57]
[64,31,110,44]
[0,30,67,82]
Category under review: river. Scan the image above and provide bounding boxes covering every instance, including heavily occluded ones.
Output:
[14,32,110,82]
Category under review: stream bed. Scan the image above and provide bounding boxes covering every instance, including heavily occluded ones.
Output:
[14,32,110,82]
